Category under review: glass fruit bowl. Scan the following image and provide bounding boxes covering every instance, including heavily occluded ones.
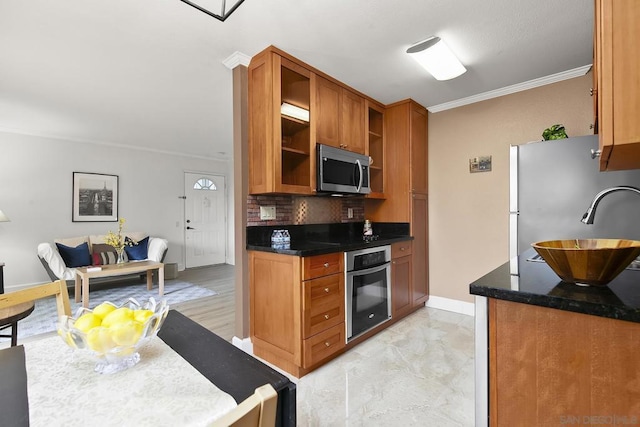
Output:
[57,297,169,374]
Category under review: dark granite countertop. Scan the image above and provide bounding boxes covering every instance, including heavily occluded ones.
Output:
[247,235,412,256]
[470,248,640,323]
[246,222,412,256]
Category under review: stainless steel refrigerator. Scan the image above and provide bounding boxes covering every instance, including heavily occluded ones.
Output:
[509,134,640,261]
[475,135,640,427]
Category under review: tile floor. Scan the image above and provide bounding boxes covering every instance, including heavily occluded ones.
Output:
[294,306,475,426]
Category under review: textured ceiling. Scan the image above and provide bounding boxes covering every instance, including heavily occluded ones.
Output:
[0,0,593,160]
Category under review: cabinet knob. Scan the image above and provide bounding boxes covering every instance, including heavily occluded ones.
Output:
[324,314,330,320]
[325,342,331,347]
[324,287,330,293]
[323,262,329,268]
[591,149,601,159]
[392,261,396,264]
[400,247,406,251]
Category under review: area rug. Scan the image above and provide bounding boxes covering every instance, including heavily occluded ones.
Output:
[3,280,217,342]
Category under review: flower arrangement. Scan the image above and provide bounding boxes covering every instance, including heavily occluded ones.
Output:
[105,218,135,263]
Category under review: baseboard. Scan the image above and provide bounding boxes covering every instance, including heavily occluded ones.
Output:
[425,296,475,316]
[231,336,254,354]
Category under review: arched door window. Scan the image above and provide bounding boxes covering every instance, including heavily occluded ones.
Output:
[193,178,217,190]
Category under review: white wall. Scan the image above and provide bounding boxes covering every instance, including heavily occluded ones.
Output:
[0,130,233,289]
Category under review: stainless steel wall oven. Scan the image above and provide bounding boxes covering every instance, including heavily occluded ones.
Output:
[345,245,392,342]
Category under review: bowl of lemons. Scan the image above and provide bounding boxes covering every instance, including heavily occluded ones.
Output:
[58,297,169,374]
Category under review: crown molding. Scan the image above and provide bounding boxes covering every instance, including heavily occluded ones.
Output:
[427,64,593,113]
[0,126,229,162]
[222,51,251,69]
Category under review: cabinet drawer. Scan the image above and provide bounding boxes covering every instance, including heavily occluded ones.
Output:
[391,241,412,258]
[303,274,344,338]
[302,252,343,280]
[303,322,345,368]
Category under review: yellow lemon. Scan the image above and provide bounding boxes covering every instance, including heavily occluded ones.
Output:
[73,313,102,332]
[101,307,134,328]
[110,320,143,346]
[86,327,116,354]
[133,309,154,324]
[93,302,116,319]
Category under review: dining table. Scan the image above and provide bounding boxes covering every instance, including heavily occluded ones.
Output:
[0,310,296,427]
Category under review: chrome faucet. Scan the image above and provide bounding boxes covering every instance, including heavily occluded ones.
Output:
[581,185,640,224]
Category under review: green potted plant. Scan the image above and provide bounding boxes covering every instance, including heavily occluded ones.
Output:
[542,124,568,140]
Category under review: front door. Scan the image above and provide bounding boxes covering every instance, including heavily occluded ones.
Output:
[184,172,226,268]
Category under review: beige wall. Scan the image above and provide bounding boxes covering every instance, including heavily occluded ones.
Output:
[428,73,594,303]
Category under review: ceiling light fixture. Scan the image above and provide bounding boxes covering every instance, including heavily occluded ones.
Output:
[179,0,246,22]
[406,36,467,81]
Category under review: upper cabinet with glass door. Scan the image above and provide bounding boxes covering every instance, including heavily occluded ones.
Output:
[366,100,385,198]
[249,48,313,195]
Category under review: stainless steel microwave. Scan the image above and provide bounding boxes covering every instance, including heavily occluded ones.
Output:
[316,144,371,195]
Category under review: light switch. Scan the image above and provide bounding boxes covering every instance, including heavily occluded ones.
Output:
[347,208,354,219]
[260,206,276,220]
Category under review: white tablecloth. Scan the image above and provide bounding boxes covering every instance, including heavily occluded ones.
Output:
[23,335,238,426]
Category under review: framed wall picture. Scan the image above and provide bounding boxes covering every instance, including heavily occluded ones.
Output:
[72,172,118,222]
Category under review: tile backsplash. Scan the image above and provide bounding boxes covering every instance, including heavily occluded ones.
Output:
[247,194,365,226]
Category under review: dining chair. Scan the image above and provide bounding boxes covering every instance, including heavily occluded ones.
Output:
[212,383,278,427]
[0,280,71,346]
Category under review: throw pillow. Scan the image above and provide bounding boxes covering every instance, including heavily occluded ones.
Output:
[124,236,149,261]
[56,242,92,268]
[91,243,123,265]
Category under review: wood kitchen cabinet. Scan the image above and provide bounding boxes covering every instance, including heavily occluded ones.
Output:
[594,0,640,171]
[248,48,314,194]
[410,104,428,193]
[391,241,412,318]
[489,298,640,426]
[366,99,428,221]
[366,100,385,197]
[366,99,429,307]
[248,46,384,195]
[249,250,345,377]
[315,75,366,154]
[411,193,428,305]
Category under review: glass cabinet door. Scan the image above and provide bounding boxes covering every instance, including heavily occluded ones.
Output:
[278,56,312,192]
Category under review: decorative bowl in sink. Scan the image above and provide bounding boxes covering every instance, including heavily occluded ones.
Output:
[531,239,640,286]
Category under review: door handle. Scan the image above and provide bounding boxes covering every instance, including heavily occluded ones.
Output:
[186,226,196,230]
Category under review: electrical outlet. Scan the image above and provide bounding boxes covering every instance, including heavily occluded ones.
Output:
[347,208,354,219]
[260,206,276,220]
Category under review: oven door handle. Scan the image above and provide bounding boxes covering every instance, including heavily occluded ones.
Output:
[346,262,390,278]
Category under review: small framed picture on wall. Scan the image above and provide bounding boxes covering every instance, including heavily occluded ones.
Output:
[72,172,119,222]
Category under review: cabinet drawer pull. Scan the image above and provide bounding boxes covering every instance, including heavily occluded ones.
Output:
[323,262,329,268]
[324,287,330,293]
[324,314,330,320]
[325,342,331,347]
[400,247,406,251]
